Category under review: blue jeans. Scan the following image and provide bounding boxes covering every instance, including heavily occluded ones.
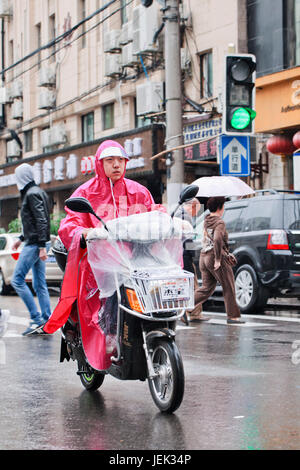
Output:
[11,243,51,323]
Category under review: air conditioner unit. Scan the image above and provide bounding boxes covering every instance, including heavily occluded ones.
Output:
[50,124,67,146]
[105,54,122,78]
[38,66,56,87]
[40,128,51,148]
[132,4,159,55]
[11,100,23,119]
[38,89,56,110]
[119,21,133,46]
[0,86,12,104]
[0,0,12,17]
[7,140,21,158]
[121,43,139,67]
[136,81,164,116]
[104,29,121,53]
[11,80,23,99]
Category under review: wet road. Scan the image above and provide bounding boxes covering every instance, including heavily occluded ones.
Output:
[1,293,300,450]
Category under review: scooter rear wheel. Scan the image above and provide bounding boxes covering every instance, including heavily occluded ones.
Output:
[79,367,105,391]
[148,339,184,413]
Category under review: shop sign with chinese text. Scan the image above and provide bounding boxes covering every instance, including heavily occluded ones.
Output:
[183,118,222,161]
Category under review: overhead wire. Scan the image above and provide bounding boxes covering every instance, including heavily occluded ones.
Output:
[3,0,134,85]
[3,0,135,130]
[1,0,118,75]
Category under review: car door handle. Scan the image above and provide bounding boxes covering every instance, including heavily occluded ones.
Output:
[228,240,236,245]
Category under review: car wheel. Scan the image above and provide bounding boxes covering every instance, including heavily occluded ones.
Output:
[234,264,269,314]
[0,270,10,295]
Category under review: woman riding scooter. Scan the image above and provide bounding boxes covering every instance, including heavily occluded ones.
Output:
[41,140,165,370]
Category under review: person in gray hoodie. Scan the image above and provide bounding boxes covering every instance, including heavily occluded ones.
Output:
[194,196,245,324]
[11,163,51,335]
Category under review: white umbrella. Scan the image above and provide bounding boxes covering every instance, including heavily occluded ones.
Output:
[192,176,254,198]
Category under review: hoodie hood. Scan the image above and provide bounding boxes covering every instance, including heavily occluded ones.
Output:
[204,214,225,231]
[15,163,35,190]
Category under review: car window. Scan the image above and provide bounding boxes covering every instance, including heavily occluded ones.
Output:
[0,237,6,250]
[242,200,275,231]
[284,199,300,230]
[222,207,244,233]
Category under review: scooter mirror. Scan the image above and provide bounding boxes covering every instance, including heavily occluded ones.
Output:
[179,185,199,204]
[65,197,95,215]
[170,185,200,218]
[65,197,109,231]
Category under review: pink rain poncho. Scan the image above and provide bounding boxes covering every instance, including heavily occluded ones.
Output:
[43,140,165,370]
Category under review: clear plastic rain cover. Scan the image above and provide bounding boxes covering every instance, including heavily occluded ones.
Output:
[86,210,193,298]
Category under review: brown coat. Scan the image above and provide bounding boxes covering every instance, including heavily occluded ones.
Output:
[194,214,241,319]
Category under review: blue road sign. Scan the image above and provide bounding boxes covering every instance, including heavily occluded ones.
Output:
[220,135,250,177]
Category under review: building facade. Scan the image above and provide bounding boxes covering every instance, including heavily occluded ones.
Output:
[248,0,300,190]
[0,0,253,229]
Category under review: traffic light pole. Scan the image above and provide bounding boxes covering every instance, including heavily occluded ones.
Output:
[164,0,184,209]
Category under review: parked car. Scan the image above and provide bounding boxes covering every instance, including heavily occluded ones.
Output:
[0,233,63,295]
[192,189,300,314]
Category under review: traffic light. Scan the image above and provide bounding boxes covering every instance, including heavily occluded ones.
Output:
[223,54,256,135]
[141,0,153,6]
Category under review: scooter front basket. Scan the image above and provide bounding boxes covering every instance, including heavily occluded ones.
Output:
[128,268,195,315]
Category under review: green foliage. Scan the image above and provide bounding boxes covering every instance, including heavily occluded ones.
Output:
[8,218,22,233]
[50,212,65,235]
[7,212,65,236]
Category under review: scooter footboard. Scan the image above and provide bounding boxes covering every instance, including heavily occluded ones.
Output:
[117,309,147,381]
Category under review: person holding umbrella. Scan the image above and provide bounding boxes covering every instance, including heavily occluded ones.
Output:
[193,195,245,324]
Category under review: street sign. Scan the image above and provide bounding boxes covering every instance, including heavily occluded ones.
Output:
[220,135,250,176]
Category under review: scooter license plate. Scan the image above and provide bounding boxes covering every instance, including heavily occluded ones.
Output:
[161,278,189,301]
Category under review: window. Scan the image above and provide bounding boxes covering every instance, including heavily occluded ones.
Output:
[80,0,87,49]
[0,237,6,251]
[294,0,300,65]
[121,0,128,25]
[24,130,33,152]
[199,51,213,99]
[223,207,244,233]
[9,40,13,66]
[242,200,275,232]
[36,23,42,69]
[96,0,101,42]
[49,14,56,63]
[82,112,94,142]
[102,103,114,130]
[284,199,300,230]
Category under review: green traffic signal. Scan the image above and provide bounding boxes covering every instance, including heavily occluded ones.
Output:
[223,54,256,135]
[230,107,257,130]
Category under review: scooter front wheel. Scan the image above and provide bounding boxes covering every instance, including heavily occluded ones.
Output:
[148,339,184,413]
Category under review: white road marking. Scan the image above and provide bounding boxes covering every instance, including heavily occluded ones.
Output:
[202,310,300,324]
[2,308,300,340]
[207,318,274,327]
[8,315,29,326]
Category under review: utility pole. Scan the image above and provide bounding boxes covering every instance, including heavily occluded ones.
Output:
[164,0,184,209]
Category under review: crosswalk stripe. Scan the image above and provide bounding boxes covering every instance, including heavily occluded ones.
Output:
[203,310,300,324]
[8,315,29,326]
